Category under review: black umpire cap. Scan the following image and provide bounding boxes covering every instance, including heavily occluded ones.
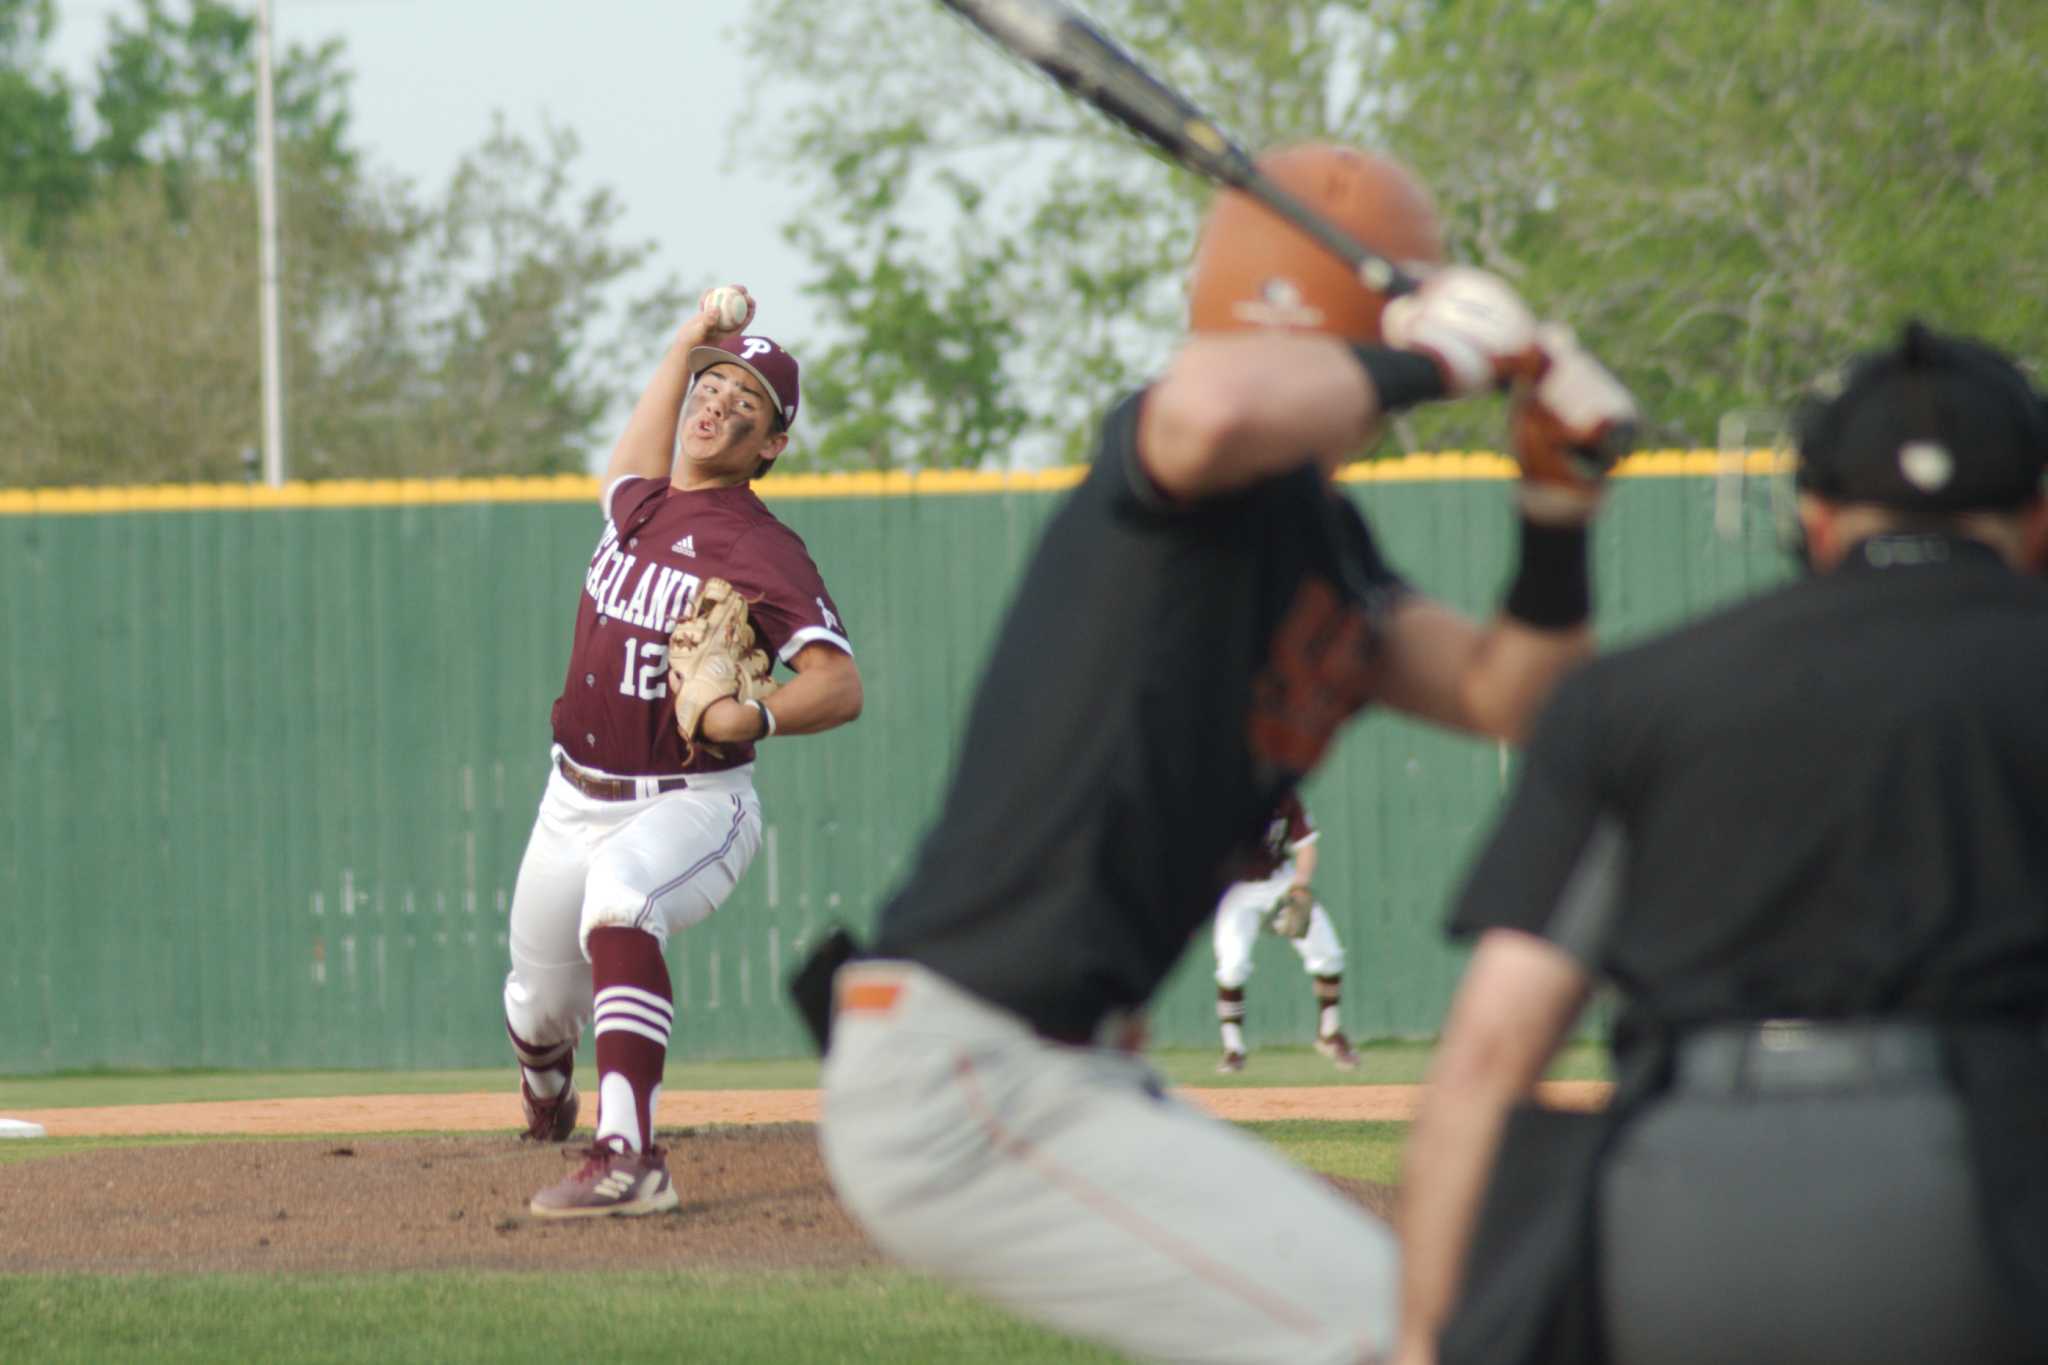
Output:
[1795,320,2048,512]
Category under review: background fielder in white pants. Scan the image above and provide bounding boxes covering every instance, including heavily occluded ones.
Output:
[1213,795,1358,1071]
[821,961,1398,1365]
[1214,873,1348,984]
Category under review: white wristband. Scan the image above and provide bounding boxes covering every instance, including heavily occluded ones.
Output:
[749,699,777,739]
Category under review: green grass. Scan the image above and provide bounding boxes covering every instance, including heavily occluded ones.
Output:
[1150,1040,1608,1089]
[0,1269,1130,1364]
[0,1042,1606,1109]
[1251,1119,1410,1184]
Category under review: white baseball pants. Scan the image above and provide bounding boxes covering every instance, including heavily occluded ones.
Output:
[501,748,762,1049]
[1213,871,1347,989]
[820,961,1397,1365]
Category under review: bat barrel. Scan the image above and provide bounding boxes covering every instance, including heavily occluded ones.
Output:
[942,0,1419,297]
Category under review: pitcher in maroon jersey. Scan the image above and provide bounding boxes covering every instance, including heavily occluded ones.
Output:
[503,285,863,1218]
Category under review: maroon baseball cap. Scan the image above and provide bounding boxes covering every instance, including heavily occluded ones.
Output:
[688,334,801,429]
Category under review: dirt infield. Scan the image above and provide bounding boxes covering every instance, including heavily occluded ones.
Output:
[10,1080,1608,1138]
[0,1125,869,1274]
[0,1084,1607,1276]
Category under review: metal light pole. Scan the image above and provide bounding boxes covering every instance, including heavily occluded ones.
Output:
[254,0,287,486]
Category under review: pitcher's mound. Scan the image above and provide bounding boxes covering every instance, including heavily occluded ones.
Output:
[0,1123,1396,1276]
[0,1124,869,1274]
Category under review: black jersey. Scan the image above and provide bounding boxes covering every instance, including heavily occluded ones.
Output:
[870,390,1407,1041]
[1452,531,2048,1043]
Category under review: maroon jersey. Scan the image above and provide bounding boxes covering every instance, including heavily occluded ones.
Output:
[550,476,851,775]
[1241,794,1317,880]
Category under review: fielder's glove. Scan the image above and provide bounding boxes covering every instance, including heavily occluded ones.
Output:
[1267,885,1315,940]
[667,578,778,758]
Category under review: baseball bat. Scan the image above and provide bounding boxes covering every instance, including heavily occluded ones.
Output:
[937,0,1420,297]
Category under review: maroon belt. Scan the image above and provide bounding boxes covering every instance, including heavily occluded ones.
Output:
[556,753,688,802]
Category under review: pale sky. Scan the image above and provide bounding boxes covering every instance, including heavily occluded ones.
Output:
[49,0,825,462]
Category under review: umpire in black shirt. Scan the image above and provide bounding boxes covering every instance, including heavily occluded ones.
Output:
[1394,321,2048,1365]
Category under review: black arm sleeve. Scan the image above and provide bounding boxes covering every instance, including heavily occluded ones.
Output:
[1094,388,1187,521]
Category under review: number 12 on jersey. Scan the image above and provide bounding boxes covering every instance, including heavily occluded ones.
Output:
[620,638,669,700]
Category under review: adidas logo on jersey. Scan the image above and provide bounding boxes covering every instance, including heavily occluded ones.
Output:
[671,535,696,558]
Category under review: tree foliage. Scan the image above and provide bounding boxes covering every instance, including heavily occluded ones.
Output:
[1377,0,2048,447]
[741,0,1368,469]
[743,0,2048,466]
[91,0,353,184]
[385,118,688,477]
[0,0,90,243]
[0,0,684,486]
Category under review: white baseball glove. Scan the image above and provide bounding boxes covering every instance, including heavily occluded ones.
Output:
[1381,266,1540,395]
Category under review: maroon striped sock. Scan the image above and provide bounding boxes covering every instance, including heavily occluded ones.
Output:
[506,1023,574,1099]
[588,927,673,1153]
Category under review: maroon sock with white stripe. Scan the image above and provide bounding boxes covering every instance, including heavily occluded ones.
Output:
[588,926,673,1155]
[506,1023,574,1100]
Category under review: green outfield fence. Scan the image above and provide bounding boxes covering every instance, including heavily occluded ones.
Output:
[0,453,1792,1072]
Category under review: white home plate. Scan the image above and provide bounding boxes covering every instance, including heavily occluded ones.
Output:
[0,1118,46,1139]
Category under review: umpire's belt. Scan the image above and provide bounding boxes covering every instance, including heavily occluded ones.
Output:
[556,752,690,802]
[1672,1019,1946,1095]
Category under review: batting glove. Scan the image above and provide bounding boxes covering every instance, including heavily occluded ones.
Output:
[1381,266,1540,396]
[1510,323,1639,515]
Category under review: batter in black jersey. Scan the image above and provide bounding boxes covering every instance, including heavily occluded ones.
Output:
[870,392,1408,1043]
[810,143,1641,1365]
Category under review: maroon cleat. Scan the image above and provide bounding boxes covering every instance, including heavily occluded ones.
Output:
[520,1080,581,1143]
[529,1141,680,1219]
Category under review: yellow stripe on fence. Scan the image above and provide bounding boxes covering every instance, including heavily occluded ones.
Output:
[0,450,1791,515]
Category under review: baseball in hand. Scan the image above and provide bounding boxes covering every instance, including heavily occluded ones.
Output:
[703,286,751,333]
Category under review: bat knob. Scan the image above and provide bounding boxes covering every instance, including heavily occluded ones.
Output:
[1556,421,1639,488]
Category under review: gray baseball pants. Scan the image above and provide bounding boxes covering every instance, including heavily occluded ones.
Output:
[820,960,1396,1365]
[1598,1052,2031,1364]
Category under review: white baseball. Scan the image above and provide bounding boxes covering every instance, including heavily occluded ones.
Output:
[704,286,749,332]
